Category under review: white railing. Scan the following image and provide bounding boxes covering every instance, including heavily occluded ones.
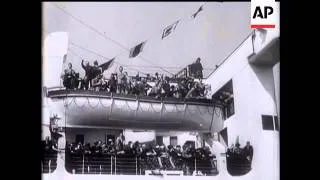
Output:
[65,153,218,176]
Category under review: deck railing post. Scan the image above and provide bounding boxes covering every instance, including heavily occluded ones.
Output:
[115,156,117,175]
[194,157,197,175]
[82,154,84,174]
[136,157,138,175]
[111,156,113,174]
[139,157,142,175]
[48,160,51,173]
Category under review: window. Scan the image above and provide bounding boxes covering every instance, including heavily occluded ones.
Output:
[170,136,178,146]
[156,136,163,146]
[262,115,274,130]
[274,116,279,131]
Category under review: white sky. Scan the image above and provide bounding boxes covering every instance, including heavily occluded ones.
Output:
[43,2,251,78]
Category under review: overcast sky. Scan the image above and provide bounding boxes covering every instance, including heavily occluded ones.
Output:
[43,2,251,78]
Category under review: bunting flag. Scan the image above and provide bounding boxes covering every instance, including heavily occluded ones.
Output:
[191,5,203,19]
[99,58,115,72]
[129,41,146,58]
[162,20,179,39]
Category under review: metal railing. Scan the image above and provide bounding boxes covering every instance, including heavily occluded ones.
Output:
[65,153,218,176]
[41,152,58,173]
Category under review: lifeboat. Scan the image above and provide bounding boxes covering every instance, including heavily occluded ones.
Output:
[45,88,224,131]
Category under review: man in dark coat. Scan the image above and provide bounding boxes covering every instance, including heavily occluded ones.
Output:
[81,60,94,90]
[243,141,254,162]
[194,57,203,79]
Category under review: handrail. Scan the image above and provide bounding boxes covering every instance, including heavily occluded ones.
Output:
[42,151,58,174]
[46,89,222,107]
[64,152,218,176]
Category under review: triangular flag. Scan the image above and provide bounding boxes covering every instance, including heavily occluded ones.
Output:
[191,5,203,19]
[162,20,179,39]
[129,41,146,58]
[99,58,115,72]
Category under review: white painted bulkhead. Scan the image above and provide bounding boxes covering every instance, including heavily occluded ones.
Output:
[204,27,279,180]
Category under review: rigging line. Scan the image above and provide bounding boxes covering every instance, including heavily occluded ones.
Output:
[137,56,174,75]
[69,47,144,75]
[51,2,169,74]
[43,26,124,63]
[206,30,255,79]
[121,67,147,75]
[133,3,209,75]
[51,3,208,76]
[69,41,113,60]
[68,49,83,59]
[87,97,100,108]
[69,47,121,68]
[69,47,130,76]
[127,2,207,50]
[51,2,130,52]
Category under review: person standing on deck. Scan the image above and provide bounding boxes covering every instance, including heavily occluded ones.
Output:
[81,60,94,90]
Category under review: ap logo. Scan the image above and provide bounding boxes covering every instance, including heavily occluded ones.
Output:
[251,0,277,28]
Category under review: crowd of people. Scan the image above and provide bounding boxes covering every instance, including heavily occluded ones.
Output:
[66,133,216,175]
[61,59,211,99]
[226,141,254,162]
[42,136,58,155]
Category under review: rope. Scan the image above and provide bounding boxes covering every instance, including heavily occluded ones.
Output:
[186,105,198,114]
[50,2,209,76]
[98,98,112,108]
[138,102,152,112]
[125,101,138,112]
[206,30,255,78]
[69,41,114,61]
[174,104,185,113]
[196,104,210,115]
[73,97,88,109]
[51,3,130,52]
[86,97,100,108]
[68,42,147,75]
[150,103,162,113]
[63,96,75,107]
